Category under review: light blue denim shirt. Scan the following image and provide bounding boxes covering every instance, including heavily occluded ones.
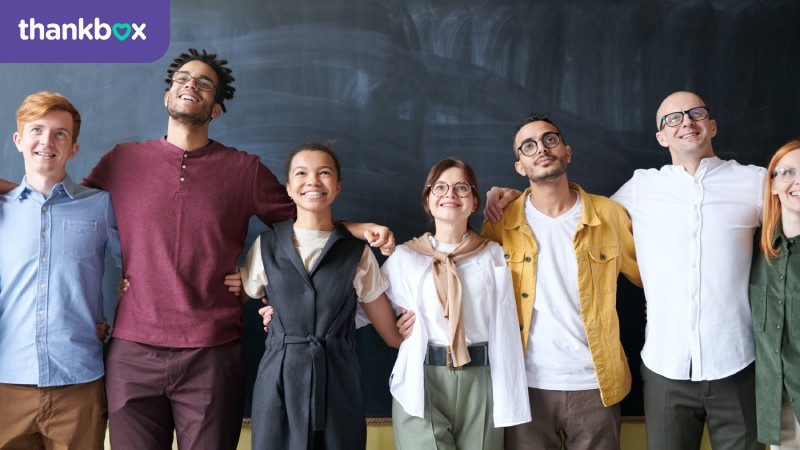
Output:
[0,175,121,386]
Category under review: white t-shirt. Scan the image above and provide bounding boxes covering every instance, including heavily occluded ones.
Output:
[524,193,598,390]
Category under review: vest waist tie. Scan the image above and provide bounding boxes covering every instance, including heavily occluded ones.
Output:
[281,333,354,431]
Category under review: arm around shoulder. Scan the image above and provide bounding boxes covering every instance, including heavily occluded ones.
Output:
[0,179,17,194]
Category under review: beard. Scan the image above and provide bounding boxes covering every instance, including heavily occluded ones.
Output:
[527,153,568,183]
[166,97,214,129]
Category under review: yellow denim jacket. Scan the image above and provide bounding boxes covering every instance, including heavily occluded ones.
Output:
[481,183,641,406]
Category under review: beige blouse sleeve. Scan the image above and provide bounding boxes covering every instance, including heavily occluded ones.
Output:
[354,246,389,303]
[240,236,268,299]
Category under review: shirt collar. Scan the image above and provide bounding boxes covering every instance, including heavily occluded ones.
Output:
[663,155,723,176]
[15,174,78,201]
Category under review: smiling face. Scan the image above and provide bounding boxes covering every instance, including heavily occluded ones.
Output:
[286,150,341,213]
[655,91,717,164]
[164,60,221,127]
[14,109,79,186]
[426,166,477,227]
[513,120,571,185]
[773,149,800,220]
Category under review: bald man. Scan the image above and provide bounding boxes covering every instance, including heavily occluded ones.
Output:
[611,91,764,450]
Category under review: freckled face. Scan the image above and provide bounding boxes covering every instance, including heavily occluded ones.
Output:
[14,110,79,179]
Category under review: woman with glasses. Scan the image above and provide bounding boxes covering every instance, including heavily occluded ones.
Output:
[240,142,403,450]
[383,158,530,449]
[751,140,800,449]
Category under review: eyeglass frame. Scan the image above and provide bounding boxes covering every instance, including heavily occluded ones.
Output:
[658,106,710,131]
[516,132,562,157]
[773,166,800,184]
[427,181,475,198]
[171,71,217,92]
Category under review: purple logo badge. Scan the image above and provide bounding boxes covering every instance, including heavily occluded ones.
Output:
[1,0,169,63]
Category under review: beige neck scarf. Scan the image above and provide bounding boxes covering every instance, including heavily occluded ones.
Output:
[405,230,490,368]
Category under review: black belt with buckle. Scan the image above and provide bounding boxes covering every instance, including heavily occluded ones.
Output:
[425,343,489,369]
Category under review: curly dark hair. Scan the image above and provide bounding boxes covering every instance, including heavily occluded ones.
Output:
[165,48,235,113]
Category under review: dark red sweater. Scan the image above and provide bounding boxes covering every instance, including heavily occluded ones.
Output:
[84,137,294,347]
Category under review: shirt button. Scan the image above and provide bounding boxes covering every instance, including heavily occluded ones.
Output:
[41,206,47,212]
[781,275,785,280]
[504,253,509,260]
[37,337,44,342]
[521,293,529,298]
[524,256,531,262]
[777,325,782,329]
[41,257,47,263]
[180,177,185,182]
[38,310,45,316]
[39,283,45,289]
[183,153,188,158]
[182,164,186,169]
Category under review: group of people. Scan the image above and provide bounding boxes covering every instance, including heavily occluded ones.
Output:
[0,46,797,450]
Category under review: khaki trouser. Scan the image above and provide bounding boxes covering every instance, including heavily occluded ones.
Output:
[0,378,106,450]
[392,364,501,450]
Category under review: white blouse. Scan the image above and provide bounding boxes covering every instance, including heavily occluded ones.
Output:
[382,240,531,427]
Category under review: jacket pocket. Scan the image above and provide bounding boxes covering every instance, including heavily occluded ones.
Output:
[587,245,619,294]
[503,247,528,296]
[63,219,97,261]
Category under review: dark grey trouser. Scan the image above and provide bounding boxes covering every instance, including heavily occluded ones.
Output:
[642,362,760,450]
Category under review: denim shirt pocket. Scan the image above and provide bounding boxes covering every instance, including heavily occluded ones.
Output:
[63,219,97,260]
[586,245,619,294]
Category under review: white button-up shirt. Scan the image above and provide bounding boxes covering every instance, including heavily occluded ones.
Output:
[612,157,765,381]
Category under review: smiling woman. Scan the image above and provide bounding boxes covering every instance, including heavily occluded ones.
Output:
[382,158,531,449]
[238,142,403,450]
[750,140,800,448]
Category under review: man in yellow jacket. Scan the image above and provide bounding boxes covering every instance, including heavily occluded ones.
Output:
[481,113,641,450]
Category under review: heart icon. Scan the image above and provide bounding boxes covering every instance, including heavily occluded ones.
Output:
[113,23,131,41]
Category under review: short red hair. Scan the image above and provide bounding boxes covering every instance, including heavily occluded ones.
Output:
[16,92,81,143]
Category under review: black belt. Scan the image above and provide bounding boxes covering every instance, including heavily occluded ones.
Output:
[425,343,489,369]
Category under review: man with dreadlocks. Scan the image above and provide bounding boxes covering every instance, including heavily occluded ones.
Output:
[81,48,394,450]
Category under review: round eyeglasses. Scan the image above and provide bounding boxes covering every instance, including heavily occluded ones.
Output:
[773,166,800,184]
[517,132,561,157]
[171,71,217,92]
[429,181,474,198]
[659,106,710,130]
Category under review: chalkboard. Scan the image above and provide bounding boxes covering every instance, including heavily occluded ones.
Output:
[2,0,800,418]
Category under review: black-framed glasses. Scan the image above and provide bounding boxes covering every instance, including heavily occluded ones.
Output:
[517,132,561,157]
[659,106,710,130]
[773,166,800,184]
[428,181,474,198]
[171,71,217,92]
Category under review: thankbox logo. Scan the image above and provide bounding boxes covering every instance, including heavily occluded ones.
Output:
[1,0,169,62]
[18,18,147,41]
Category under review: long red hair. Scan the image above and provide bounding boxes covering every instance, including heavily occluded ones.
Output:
[761,140,800,259]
